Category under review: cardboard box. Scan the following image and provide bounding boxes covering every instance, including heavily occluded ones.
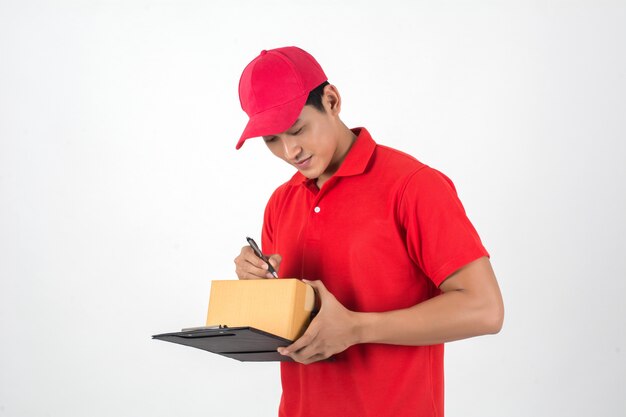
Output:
[206,279,315,341]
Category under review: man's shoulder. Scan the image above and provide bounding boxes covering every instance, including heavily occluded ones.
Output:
[368,142,459,196]
[371,143,428,177]
[377,143,422,162]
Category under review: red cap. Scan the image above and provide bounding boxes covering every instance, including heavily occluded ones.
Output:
[236,46,327,149]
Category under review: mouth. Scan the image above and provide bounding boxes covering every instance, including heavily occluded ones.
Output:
[293,155,312,170]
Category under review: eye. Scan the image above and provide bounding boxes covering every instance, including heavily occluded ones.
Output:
[263,136,277,143]
[292,127,303,135]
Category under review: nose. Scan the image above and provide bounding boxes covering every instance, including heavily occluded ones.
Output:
[281,136,302,161]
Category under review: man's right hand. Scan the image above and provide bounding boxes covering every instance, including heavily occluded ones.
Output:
[234,246,282,280]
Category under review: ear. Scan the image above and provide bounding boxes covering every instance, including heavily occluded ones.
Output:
[322,84,342,116]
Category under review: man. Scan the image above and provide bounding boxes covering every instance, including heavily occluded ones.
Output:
[233,46,504,417]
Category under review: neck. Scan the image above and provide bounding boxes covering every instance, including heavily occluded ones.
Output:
[316,124,357,188]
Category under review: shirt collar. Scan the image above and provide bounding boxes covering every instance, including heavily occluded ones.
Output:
[287,127,377,186]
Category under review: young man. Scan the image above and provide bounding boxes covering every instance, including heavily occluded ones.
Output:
[233,46,504,417]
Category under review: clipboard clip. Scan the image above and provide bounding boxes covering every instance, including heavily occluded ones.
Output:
[181,324,228,332]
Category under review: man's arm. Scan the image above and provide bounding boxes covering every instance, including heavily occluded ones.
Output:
[278,256,504,364]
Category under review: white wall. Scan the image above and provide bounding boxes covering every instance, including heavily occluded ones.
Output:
[1,1,625,416]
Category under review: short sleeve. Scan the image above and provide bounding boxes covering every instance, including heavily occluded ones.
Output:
[398,167,489,287]
[261,188,279,255]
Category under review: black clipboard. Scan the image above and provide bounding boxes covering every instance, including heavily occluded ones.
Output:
[152,326,293,362]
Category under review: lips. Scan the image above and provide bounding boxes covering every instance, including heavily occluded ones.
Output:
[293,155,312,170]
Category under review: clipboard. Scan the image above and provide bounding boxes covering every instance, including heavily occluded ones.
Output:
[152,326,294,362]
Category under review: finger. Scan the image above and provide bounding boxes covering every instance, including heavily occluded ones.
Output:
[302,279,328,296]
[241,247,271,270]
[302,279,328,310]
[278,327,317,356]
[234,256,272,280]
[262,254,281,278]
[234,255,267,272]
[268,254,282,270]
[234,255,267,270]
[288,342,323,363]
[238,270,271,280]
[238,265,271,279]
[236,247,274,271]
[241,247,278,279]
[283,342,330,365]
[268,253,283,268]
[296,352,329,365]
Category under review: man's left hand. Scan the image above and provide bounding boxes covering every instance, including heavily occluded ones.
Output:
[277,279,360,364]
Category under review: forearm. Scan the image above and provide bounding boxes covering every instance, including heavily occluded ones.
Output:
[280,258,503,363]
[354,290,503,346]
[354,257,504,346]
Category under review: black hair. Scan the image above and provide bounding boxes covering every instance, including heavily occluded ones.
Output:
[305,81,330,112]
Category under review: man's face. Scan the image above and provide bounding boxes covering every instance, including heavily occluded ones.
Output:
[262,103,344,185]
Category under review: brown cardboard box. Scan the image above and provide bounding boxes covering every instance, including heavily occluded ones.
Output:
[206,279,315,341]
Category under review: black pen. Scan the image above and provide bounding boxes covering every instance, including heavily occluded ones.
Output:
[246,237,278,278]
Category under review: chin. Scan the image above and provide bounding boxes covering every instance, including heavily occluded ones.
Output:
[296,165,321,179]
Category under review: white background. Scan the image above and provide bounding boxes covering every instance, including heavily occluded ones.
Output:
[1,1,625,416]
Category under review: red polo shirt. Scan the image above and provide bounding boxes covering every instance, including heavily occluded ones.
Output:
[262,128,488,417]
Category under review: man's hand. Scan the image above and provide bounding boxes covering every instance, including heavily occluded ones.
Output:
[278,279,360,364]
[234,246,282,279]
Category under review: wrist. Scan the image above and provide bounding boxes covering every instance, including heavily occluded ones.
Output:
[351,311,378,345]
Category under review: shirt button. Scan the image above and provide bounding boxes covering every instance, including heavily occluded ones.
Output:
[314,206,321,213]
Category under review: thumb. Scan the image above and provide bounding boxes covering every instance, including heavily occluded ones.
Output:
[268,254,282,269]
[302,280,329,312]
[302,279,330,298]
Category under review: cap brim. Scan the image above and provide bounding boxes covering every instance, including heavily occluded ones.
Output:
[236,93,308,150]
